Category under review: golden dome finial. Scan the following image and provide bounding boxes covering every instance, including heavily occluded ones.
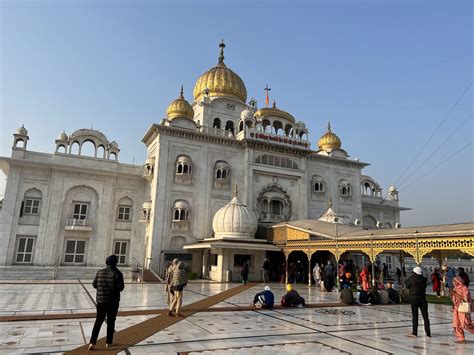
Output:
[233,183,238,198]
[218,39,226,67]
[193,40,247,102]
[318,121,342,151]
[166,86,194,120]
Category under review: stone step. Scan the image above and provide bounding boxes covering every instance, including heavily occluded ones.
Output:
[0,266,137,280]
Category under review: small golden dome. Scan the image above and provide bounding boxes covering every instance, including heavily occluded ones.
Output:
[193,40,247,103]
[254,101,296,124]
[318,122,342,151]
[166,86,194,120]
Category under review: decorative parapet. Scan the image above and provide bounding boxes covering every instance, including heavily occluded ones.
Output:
[277,225,474,265]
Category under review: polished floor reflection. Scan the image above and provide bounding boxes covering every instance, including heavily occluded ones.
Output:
[0,281,471,354]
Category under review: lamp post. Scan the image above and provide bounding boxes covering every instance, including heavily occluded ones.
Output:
[334,217,340,291]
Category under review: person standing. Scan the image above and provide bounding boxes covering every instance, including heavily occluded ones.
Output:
[431,268,442,298]
[88,255,125,350]
[313,263,321,288]
[443,264,456,293]
[450,276,474,343]
[167,261,188,317]
[262,258,272,283]
[241,260,250,285]
[165,258,179,306]
[324,261,334,292]
[406,266,431,338]
[396,267,402,284]
[360,266,370,292]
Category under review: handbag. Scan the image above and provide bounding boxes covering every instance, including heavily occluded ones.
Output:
[458,300,471,313]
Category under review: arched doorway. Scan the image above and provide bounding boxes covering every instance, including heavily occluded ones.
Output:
[287,251,308,283]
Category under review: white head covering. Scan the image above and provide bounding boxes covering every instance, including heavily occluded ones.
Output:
[264,286,271,291]
[413,266,422,275]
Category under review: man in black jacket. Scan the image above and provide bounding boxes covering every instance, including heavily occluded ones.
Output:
[405,266,431,338]
[88,255,125,350]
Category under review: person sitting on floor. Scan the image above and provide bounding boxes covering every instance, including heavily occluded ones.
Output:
[253,286,275,309]
[358,287,371,305]
[340,272,353,290]
[386,282,400,304]
[340,287,354,305]
[368,286,381,305]
[281,284,306,307]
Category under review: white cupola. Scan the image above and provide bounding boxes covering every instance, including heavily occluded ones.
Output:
[212,185,258,239]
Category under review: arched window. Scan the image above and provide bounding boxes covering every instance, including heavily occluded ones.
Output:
[213,161,230,189]
[21,188,42,216]
[81,140,96,157]
[175,155,192,175]
[339,180,352,197]
[271,200,283,216]
[56,145,66,153]
[213,118,221,129]
[97,145,106,159]
[117,197,133,221]
[70,141,80,155]
[172,200,189,221]
[225,120,234,134]
[312,175,325,193]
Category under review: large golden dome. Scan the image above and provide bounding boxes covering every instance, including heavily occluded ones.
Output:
[318,122,342,151]
[254,101,296,124]
[166,86,194,120]
[193,41,247,103]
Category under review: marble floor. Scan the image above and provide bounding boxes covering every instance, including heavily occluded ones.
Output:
[0,281,472,354]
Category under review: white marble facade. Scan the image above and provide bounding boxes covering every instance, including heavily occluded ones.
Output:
[0,42,405,279]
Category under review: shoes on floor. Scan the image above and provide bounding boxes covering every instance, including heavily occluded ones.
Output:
[167,310,173,316]
[406,333,417,338]
[174,313,184,317]
[455,340,465,344]
[105,343,114,348]
[88,343,95,351]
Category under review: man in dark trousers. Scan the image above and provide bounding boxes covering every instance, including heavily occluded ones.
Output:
[88,255,125,350]
[405,266,431,338]
[262,258,272,283]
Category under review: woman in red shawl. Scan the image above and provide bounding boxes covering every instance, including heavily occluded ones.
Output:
[360,266,370,292]
[451,276,474,343]
[431,268,441,297]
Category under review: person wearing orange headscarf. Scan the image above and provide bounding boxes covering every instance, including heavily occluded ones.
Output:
[451,276,474,343]
[360,266,370,292]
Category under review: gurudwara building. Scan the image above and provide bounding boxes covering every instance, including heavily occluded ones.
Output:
[1,42,471,281]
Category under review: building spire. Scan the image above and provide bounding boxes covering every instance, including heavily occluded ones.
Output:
[327,121,332,132]
[233,183,238,198]
[179,85,184,99]
[218,39,226,67]
[328,196,333,208]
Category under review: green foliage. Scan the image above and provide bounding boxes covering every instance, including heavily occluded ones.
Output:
[426,294,453,305]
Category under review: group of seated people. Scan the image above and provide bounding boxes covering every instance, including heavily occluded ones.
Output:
[253,281,401,309]
[252,284,305,309]
[339,281,401,305]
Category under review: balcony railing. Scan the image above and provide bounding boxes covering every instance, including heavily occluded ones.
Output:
[65,218,92,231]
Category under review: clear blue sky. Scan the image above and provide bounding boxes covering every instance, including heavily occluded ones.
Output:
[1,0,472,226]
